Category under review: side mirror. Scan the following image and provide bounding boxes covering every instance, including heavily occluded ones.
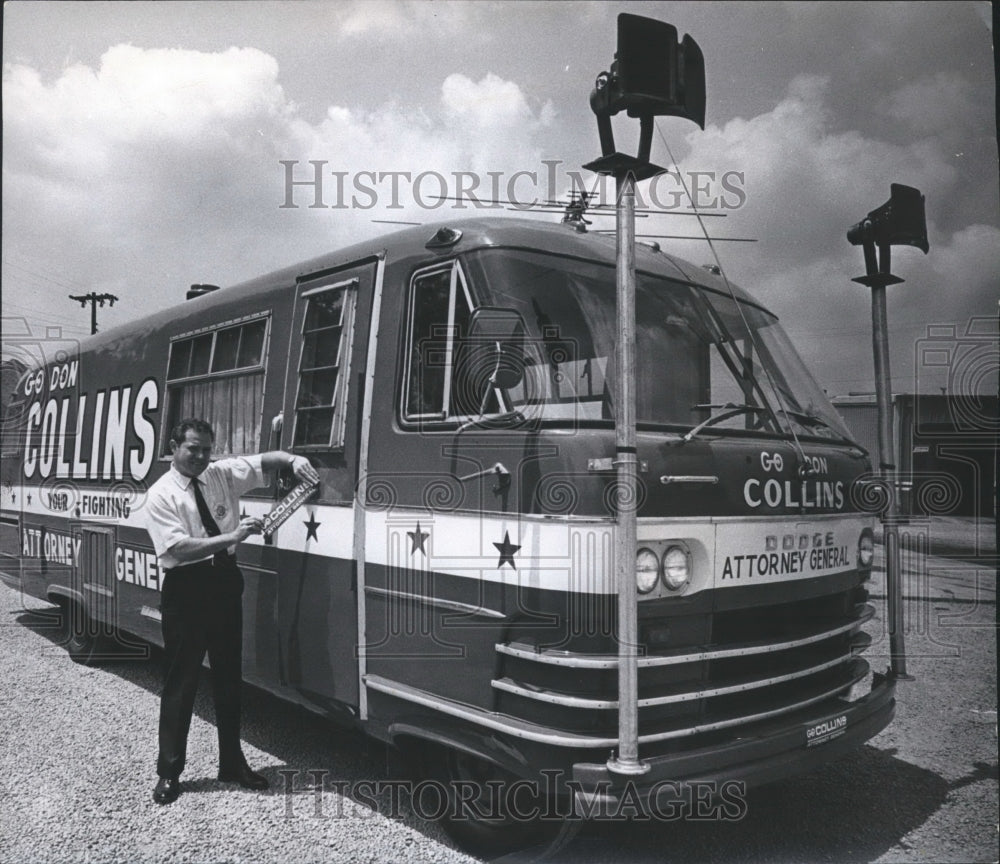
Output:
[467,307,528,390]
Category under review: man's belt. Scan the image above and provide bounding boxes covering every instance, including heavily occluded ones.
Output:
[212,549,237,568]
[165,554,236,576]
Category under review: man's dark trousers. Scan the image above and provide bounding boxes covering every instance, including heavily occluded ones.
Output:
[157,558,244,780]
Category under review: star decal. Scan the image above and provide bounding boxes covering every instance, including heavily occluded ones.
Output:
[407,522,429,555]
[303,510,321,541]
[493,531,521,571]
[240,508,248,520]
[26,494,32,505]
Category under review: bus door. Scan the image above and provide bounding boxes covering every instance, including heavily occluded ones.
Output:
[273,257,379,713]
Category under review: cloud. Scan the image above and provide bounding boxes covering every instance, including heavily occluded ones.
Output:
[882,72,980,139]
[2,45,553,333]
[440,72,554,175]
[681,74,958,267]
[442,72,535,127]
[652,73,995,395]
[2,32,994,398]
[5,45,287,163]
[932,222,1000,274]
[335,0,469,39]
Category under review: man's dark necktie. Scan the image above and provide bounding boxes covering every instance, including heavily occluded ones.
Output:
[192,478,231,565]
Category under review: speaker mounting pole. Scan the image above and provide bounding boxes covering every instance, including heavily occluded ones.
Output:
[847,183,929,682]
[583,13,706,778]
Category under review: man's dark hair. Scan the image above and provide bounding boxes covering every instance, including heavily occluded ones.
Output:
[169,418,215,445]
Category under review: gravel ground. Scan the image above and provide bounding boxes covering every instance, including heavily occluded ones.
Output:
[0,586,475,864]
[1,539,996,864]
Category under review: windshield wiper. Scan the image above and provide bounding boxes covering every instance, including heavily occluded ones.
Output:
[776,408,851,442]
[681,403,772,442]
[456,409,526,433]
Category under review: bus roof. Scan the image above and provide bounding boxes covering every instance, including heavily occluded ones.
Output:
[72,217,766,353]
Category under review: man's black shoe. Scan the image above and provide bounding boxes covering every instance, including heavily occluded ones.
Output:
[153,777,181,804]
[218,763,268,790]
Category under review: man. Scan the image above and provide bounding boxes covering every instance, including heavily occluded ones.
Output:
[144,418,320,805]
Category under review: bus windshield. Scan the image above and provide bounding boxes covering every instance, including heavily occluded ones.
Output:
[465,248,852,441]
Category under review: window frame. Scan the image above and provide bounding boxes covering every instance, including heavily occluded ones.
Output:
[289,277,359,451]
[160,312,271,459]
[400,260,485,426]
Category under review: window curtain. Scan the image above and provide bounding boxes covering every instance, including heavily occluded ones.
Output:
[175,371,264,456]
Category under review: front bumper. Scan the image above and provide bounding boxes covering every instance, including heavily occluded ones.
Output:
[571,674,895,816]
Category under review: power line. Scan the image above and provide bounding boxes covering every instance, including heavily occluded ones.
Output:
[789,321,973,339]
[1,319,94,338]
[1,321,91,338]
[3,311,94,330]
[2,301,99,328]
[3,259,89,292]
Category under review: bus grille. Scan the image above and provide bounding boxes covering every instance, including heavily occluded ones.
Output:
[493,586,874,745]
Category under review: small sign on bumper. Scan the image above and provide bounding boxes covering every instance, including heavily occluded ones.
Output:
[805,713,848,747]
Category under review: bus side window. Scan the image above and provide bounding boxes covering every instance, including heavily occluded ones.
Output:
[404,262,494,422]
[163,316,271,457]
[291,281,358,449]
[405,268,451,419]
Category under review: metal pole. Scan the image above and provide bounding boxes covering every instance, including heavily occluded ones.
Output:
[607,171,648,775]
[871,281,908,679]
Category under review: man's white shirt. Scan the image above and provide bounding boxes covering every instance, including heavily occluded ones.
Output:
[145,456,266,569]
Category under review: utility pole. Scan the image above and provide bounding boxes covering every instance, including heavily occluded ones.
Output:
[68,292,118,335]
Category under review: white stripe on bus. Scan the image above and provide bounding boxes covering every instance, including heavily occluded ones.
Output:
[1,483,867,596]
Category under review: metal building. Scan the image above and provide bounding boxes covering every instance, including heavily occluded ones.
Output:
[832,393,998,519]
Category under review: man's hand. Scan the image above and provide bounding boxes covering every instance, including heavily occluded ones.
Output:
[169,515,263,564]
[233,516,264,542]
[288,455,320,485]
[261,451,321,486]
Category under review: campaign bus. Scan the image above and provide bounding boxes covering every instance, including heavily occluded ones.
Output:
[0,216,893,853]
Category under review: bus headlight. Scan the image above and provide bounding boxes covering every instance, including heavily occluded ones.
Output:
[636,548,660,594]
[661,546,690,590]
[858,530,874,570]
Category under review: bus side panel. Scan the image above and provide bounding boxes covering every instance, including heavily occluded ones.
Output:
[270,549,356,710]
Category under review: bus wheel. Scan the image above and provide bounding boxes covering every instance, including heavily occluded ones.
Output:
[58,599,102,665]
[426,745,580,860]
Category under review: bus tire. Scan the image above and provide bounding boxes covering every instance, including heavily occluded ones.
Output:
[417,743,580,860]
[58,598,103,666]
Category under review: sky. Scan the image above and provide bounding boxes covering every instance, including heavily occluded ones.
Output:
[2,0,997,397]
